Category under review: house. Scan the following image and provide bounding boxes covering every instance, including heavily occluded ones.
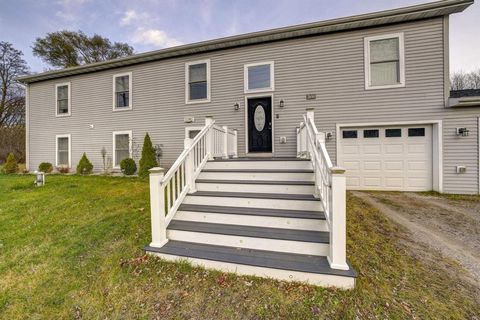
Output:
[19,0,476,288]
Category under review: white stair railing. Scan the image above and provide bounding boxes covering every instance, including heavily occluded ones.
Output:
[297,108,349,271]
[149,116,238,248]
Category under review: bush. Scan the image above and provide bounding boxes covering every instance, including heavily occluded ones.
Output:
[2,153,18,174]
[76,153,93,175]
[120,158,137,175]
[57,166,70,174]
[38,162,53,173]
[139,133,158,177]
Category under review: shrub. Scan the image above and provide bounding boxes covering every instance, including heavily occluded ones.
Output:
[76,153,93,175]
[2,153,18,174]
[139,133,158,177]
[120,158,137,175]
[57,166,70,174]
[38,162,53,173]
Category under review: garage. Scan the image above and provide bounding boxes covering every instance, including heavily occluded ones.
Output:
[338,125,433,191]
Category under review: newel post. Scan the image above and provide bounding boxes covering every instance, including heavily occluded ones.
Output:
[306,108,315,159]
[205,116,214,160]
[328,166,349,270]
[184,138,197,193]
[222,126,229,159]
[233,129,238,158]
[149,167,168,248]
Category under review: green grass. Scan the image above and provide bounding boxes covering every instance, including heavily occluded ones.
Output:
[419,190,480,202]
[0,175,478,319]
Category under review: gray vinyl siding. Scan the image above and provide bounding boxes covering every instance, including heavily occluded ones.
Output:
[28,17,480,194]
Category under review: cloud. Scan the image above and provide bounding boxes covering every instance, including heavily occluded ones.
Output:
[130,28,183,48]
[120,10,140,26]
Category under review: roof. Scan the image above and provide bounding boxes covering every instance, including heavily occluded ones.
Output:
[18,0,473,84]
[449,89,480,107]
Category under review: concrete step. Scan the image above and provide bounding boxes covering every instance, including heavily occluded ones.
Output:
[174,204,327,231]
[166,220,329,256]
[183,191,323,211]
[195,179,315,194]
[145,241,356,289]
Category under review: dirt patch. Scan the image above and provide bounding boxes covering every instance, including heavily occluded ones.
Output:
[352,191,480,300]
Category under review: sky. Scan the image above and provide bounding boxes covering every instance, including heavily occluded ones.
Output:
[0,0,478,74]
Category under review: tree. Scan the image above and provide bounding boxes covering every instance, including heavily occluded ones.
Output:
[32,30,134,69]
[450,69,480,90]
[76,153,93,175]
[139,133,158,177]
[0,42,28,163]
[2,153,18,174]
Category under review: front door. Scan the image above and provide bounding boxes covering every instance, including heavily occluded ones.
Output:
[247,97,272,153]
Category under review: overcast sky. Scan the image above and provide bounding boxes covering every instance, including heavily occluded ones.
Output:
[0,0,478,73]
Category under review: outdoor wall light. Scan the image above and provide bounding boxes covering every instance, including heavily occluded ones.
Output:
[234,103,240,111]
[279,99,285,108]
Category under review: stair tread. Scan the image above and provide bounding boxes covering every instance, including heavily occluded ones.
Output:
[145,241,356,277]
[196,179,314,186]
[208,157,309,162]
[178,204,325,219]
[168,220,329,243]
[189,191,320,201]
[201,169,314,173]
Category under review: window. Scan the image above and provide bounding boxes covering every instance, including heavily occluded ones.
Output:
[113,72,132,110]
[408,128,425,137]
[364,33,405,89]
[113,131,132,168]
[342,130,358,139]
[386,128,402,137]
[244,61,274,93]
[363,129,379,138]
[185,60,210,103]
[56,134,71,167]
[55,83,71,116]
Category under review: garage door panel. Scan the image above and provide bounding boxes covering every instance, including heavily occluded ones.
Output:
[364,161,381,170]
[339,125,433,192]
[363,145,381,154]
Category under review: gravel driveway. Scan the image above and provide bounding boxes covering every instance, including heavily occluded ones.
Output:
[352,191,480,294]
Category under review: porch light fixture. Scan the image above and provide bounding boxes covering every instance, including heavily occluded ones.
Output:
[234,103,239,111]
[279,99,285,108]
[456,127,469,137]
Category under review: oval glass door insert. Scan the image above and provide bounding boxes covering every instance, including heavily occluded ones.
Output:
[254,105,266,132]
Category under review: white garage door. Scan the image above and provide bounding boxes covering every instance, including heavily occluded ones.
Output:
[338,125,433,191]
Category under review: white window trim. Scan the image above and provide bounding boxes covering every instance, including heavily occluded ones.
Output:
[185,59,211,104]
[244,61,275,94]
[364,33,405,90]
[112,130,133,169]
[112,72,133,111]
[55,82,71,117]
[55,134,71,168]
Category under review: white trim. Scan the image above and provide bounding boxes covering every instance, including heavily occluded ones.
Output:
[364,33,405,90]
[244,61,275,94]
[244,94,274,155]
[55,134,71,168]
[443,16,450,107]
[336,120,443,192]
[112,72,133,111]
[112,130,133,169]
[25,84,30,171]
[55,82,71,117]
[185,59,211,104]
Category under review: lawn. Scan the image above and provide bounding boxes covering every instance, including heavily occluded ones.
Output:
[0,175,478,319]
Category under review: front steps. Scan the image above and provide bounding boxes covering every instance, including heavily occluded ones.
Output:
[145,158,356,288]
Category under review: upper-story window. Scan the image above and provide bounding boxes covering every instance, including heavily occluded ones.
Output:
[364,33,405,90]
[113,72,132,110]
[186,59,210,104]
[55,83,71,116]
[244,61,274,93]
